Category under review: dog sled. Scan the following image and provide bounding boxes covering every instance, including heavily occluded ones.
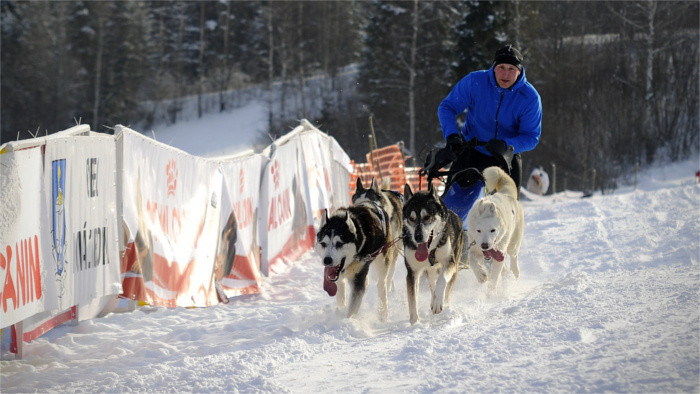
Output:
[419,140,514,230]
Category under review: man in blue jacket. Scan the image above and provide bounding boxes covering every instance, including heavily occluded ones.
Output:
[438,44,542,194]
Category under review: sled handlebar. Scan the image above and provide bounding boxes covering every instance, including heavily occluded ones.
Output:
[420,166,484,196]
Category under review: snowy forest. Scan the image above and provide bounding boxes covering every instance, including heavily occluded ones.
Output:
[1,0,698,190]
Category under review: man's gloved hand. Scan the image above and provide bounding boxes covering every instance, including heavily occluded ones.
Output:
[446,133,465,155]
[485,139,514,172]
[484,139,507,157]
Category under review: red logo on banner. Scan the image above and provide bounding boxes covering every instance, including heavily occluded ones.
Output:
[239,169,245,195]
[166,160,178,197]
[271,160,280,190]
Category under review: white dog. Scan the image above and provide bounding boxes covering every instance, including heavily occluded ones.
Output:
[526,166,549,196]
[466,166,524,287]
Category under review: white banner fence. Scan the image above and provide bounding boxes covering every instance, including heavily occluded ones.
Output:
[0,120,352,358]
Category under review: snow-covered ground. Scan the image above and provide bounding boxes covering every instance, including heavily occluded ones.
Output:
[1,104,698,392]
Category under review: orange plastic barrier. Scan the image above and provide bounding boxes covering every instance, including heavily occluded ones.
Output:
[349,161,378,197]
[365,144,406,191]
[405,167,444,194]
[349,144,446,199]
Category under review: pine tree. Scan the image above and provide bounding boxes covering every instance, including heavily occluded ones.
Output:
[1,1,83,140]
[451,1,507,81]
[69,0,157,131]
[358,0,456,162]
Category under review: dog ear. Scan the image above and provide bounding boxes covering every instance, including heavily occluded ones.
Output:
[343,210,356,234]
[370,177,380,192]
[321,208,328,227]
[356,177,364,191]
[404,183,413,200]
[427,181,439,199]
[477,200,494,215]
[484,201,496,214]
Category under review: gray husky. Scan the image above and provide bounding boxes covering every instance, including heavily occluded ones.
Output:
[315,201,399,320]
[403,184,463,324]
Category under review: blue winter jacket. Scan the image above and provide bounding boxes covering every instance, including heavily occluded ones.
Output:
[438,66,542,156]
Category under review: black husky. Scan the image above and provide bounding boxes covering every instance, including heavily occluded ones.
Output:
[351,177,403,289]
[403,184,463,324]
[315,201,398,321]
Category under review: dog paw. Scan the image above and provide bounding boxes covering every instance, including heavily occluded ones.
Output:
[487,281,498,292]
[511,264,520,279]
[431,299,444,315]
[378,306,389,322]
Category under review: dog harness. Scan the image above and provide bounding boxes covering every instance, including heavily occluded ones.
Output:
[358,202,393,263]
[370,200,387,234]
[362,233,404,263]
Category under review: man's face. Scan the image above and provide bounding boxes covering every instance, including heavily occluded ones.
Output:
[494,63,521,89]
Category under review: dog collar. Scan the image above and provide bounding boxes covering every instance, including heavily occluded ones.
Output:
[428,251,437,266]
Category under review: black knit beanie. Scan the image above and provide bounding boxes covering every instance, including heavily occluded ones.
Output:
[493,45,523,70]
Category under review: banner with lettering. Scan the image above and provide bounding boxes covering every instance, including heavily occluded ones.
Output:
[120,129,221,307]
[217,153,267,296]
[43,135,122,312]
[259,133,315,275]
[0,147,53,328]
[298,130,339,229]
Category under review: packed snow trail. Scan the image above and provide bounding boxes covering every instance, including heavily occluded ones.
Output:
[1,160,698,393]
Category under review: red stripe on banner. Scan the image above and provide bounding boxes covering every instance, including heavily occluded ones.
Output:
[120,277,181,308]
[220,253,261,296]
[119,241,216,307]
[120,242,147,301]
[10,306,76,353]
[226,254,258,282]
[23,306,76,342]
[120,277,148,303]
[268,225,315,268]
[151,253,198,295]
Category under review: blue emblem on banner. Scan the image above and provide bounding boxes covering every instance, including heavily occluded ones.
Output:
[52,159,66,275]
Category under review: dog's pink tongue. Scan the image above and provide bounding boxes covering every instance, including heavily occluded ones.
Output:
[484,249,505,262]
[415,242,429,262]
[323,266,337,297]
